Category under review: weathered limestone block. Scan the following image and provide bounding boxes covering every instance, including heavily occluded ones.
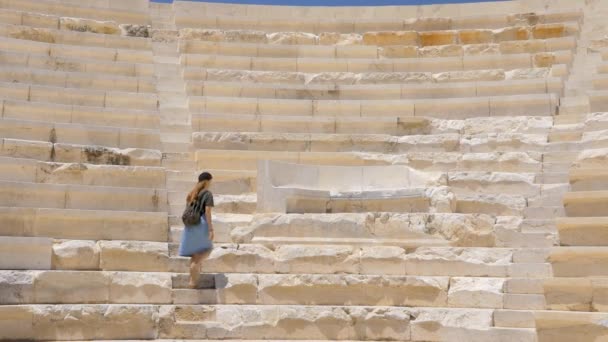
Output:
[109,272,172,304]
[119,24,150,38]
[215,273,258,304]
[404,17,451,31]
[267,32,317,44]
[405,247,512,277]
[410,308,493,341]
[202,244,275,273]
[458,30,493,44]
[493,26,529,42]
[0,271,35,304]
[507,12,540,26]
[426,186,457,214]
[360,246,406,275]
[52,240,100,270]
[8,26,55,43]
[499,40,546,54]
[378,45,418,58]
[0,138,52,161]
[0,306,33,339]
[506,68,550,80]
[533,23,567,39]
[457,194,526,216]
[448,172,539,196]
[427,213,495,247]
[319,32,362,45]
[543,278,592,311]
[463,117,552,135]
[550,247,608,277]
[535,311,608,342]
[573,148,608,169]
[32,305,159,340]
[433,69,505,83]
[347,306,411,340]
[0,236,52,270]
[419,31,457,46]
[418,44,463,57]
[180,28,267,43]
[362,31,418,46]
[34,271,109,303]
[275,244,359,273]
[259,274,448,306]
[448,277,505,308]
[99,241,169,272]
[463,43,500,55]
[534,52,556,67]
[60,17,120,35]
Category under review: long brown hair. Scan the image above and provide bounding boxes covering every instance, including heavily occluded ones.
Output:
[187,172,213,203]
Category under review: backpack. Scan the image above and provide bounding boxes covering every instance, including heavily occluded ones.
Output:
[182,190,210,226]
[182,200,201,226]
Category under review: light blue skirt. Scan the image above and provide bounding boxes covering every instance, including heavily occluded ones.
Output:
[179,216,213,257]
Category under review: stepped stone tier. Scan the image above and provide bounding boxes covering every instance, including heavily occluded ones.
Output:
[2,0,608,340]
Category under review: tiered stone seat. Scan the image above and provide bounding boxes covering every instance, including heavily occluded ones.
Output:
[4,0,608,341]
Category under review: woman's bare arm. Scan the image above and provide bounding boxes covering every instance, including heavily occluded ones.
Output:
[205,206,214,241]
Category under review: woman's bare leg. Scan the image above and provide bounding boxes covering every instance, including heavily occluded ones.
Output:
[189,253,203,288]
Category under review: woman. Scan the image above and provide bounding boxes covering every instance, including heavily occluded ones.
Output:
[179,171,215,288]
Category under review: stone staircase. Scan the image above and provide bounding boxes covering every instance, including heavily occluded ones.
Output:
[1,0,608,341]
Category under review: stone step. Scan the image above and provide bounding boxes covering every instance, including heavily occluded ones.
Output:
[0,48,154,77]
[2,99,160,130]
[190,131,556,154]
[167,176,254,195]
[0,304,536,341]
[0,81,158,111]
[556,217,608,246]
[0,138,162,166]
[190,93,557,119]
[0,156,165,188]
[187,77,562,100]
[174,5,580,32]
[193,149,546,172]
[0,180,167,212]
[0,0,149,23]
[47,239,527,276]
[0,36,154,64]
[569,168,608,191]
[0,206,168,241]
[0,23,151,51]
[180,51,573,73]
[233,212,487,246]
[549,247,608,277]
[179,35,576,58]
[0,118,161,150]
[0,65,155,93]
[563,190,608,217]
[12,270,608,311]
[193,114,555,136]
[184,64,562,86]
[0,236,52,270]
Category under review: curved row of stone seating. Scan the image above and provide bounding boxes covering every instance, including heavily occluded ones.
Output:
[181,51,573,72]
[0,0,149,24]
[178,23,578,48]
[180,37,576,61]
[0,49,154,77]
[187,77,561,100]
[0,23,150,50]
[174,2,581,33]
[2,99,159,130]
[0,37,153,63]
